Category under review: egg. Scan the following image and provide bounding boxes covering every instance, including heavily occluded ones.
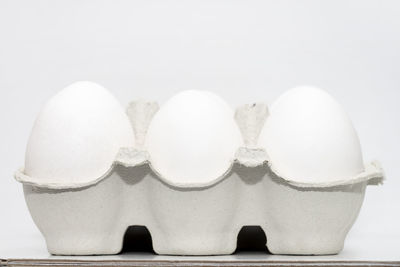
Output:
[146,90,242,185]
[258,86,364,183]
[25,81,135,184]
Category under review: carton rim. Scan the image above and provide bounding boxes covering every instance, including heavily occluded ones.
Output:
[14,147,384,190]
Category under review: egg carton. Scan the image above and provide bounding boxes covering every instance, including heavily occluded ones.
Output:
[15,85,384,256]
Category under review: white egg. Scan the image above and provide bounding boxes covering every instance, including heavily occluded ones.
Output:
[25,81,135,184]
[259,86,364,183]
[146,90,242,185]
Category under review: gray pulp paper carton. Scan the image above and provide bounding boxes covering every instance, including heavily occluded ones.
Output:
[15,101,384,256]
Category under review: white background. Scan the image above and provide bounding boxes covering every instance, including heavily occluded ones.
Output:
[0,0,399,259]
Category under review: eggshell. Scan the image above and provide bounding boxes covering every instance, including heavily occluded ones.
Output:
[258,86,364,183]
[146,90,242,185]
[25,81,135,183]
